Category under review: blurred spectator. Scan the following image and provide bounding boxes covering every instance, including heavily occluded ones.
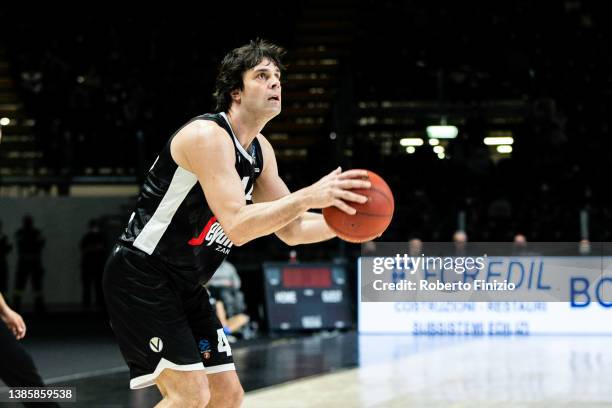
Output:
[208,260,242,291]
[408,238,423,257]
[513,234,527,245]
[453,230,468,255]
[13,215,46,314]
[578,239,591,255]
[0,221,12,293]
[206,261,253,342]
[512,234,528,255]
[362,241,377,256]
[79,219,107,309]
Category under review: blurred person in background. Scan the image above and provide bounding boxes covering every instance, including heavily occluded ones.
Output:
[288,249,298,263]
[13,215,46,314]
[206,261,252,343]
[362,241,377,256]
[79,219,107,310]
[0,220,12,294]
[453,230,468,256]
[408,237,423,257]
[579,238,591,255]
[512,233,528,255]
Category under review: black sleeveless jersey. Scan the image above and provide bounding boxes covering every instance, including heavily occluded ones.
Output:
[119,112,263,284]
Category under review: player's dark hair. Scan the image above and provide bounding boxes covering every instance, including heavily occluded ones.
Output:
[213,39,286,112]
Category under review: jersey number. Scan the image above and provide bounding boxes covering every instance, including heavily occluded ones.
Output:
[217,328,232,356]
[241,177,253,200]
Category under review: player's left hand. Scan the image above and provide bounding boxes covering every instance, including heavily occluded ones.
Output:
[1,308,27,339]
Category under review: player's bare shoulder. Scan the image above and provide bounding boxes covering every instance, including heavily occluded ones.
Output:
[171,119,235,172]
[174,119,230,151]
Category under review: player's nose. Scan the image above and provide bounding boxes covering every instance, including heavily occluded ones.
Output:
[270,78,281,89]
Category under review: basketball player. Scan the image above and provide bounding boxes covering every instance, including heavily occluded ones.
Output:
[103,39,371,408]
[0,292,59,408]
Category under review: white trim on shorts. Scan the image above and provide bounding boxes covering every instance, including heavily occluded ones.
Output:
[130,358,204,389]
[129,359,237,389]
[205,363,236,374]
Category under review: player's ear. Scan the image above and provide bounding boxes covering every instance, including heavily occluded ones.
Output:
[231,89,241,103]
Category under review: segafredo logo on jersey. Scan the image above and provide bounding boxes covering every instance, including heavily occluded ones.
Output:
[188,216,233,254]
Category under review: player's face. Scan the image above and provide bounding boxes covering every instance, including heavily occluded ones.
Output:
[239,58,282,118]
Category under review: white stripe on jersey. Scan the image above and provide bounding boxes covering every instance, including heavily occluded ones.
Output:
[133,166,198,254]
[219,112,253,164]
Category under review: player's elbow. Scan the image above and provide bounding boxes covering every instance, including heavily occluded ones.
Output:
[219,211,251,247]
[224,223,254,247]
[231,239,245,247]
[226,229,248,247]
[277,233,300,246]
[275,224,301,246]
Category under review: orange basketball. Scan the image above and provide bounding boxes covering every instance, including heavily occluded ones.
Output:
[323,170,394,243]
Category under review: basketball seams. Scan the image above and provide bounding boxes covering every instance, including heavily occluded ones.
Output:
[322,170,394,242]
[353,188,394,216]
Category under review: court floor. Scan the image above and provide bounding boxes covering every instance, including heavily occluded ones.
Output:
[245,335,612,407]
[1,314,611,407]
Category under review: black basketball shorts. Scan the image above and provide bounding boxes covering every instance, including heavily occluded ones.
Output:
[103,244,234,389]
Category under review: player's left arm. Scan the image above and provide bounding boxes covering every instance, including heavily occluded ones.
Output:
[252,135,336,246]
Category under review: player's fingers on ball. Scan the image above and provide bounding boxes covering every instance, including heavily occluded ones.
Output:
[353,179,371,189]
[340,190,368,203]
[333,199,356,215]
[338,169,368,179]
[338,178,371,189]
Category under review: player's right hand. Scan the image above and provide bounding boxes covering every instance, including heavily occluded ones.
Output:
[302,167,371,215]
[1,308,27,340]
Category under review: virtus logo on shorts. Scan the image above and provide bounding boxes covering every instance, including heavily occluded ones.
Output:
[149,337,163,353]
[188,216,234,254]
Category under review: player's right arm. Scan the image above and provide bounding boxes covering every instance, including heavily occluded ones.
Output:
[0,292,26,339]
[171,121,369,246]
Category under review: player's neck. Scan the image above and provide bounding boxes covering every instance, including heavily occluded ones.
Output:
[225,109,267,150]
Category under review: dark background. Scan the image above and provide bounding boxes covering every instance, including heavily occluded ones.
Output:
[0,1,610,321]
